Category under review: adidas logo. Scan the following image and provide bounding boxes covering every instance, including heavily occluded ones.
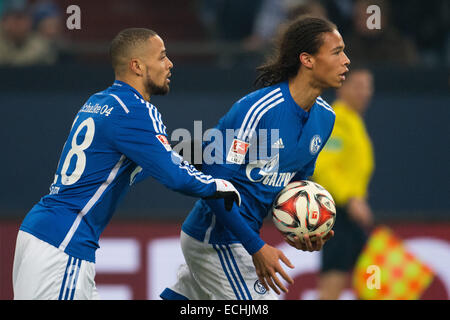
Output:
[272,138,284,149]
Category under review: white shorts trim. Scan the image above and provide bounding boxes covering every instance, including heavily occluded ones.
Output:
[13,231,98,300]
[162,231,278,300]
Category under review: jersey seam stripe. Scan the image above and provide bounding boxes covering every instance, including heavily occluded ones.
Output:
[213,244,242,300]
[61,257,75,300]
[58,155,126,252]
[58,256,72,300]
[150,103,163,133]
[316,100,332,108]
[316,100,335,114]
[179,162,213,182]
[179,166,214,184]
[226,245,253,300]
[69,258,82,300]
[181,163,212,179]
[317,96,331,106]
[317,96,332,108]
[62,257,78,300]
[241,92,284,141]
[237,87,281,140]
[156,110,165,134]
[220,245,247,300]
[316,100,334,112]
[108,94,130,114]
[238,88,281,140]
[151,104,164,133]
[203,214,215,244]
[145,102,160,133]
[247,97,285,141]
[64,257,78,300]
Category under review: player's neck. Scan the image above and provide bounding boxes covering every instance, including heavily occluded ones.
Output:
[288,74,322,112]
[115,76,151,101]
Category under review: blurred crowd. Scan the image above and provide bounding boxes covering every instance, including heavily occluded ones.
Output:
[0,0,448,67]
[0,0,64,66]
[199,0,449,67]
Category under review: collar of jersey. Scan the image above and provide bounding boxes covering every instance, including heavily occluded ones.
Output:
[279,81,312,121]
[112,80,146,101]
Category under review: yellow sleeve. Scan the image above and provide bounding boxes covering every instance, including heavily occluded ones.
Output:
[346,121,374,200]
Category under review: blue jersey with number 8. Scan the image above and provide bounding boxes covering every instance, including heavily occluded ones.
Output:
[20,80,216,262]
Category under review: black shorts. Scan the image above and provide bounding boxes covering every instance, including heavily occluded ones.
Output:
[320,205,369,274]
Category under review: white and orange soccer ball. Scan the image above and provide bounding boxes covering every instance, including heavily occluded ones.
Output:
[271,180,336,242]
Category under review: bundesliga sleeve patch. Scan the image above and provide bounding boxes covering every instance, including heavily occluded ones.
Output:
[156,134,172,151]
[226,138,249,164]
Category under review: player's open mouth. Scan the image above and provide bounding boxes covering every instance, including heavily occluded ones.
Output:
[339,71,348,80]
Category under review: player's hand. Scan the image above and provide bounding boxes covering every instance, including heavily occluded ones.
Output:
[207,179,241,211]
[284,230,334,252]
[252,244,294,295]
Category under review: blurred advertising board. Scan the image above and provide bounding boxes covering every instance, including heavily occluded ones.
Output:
[1,221,449,300]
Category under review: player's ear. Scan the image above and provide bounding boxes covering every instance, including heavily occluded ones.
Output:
[299,52,314,70]
[130,58,144,76]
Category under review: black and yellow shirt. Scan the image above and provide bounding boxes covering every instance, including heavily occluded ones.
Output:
[312,100,374,206]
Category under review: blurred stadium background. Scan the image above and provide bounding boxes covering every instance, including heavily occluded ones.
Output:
[0,0,449,300]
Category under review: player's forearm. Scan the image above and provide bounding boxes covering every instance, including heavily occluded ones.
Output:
[205,198,265,255]
[139,159,217,198]
[201,164,264,254]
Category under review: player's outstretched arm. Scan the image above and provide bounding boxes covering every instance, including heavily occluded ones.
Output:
[113,110,241,201]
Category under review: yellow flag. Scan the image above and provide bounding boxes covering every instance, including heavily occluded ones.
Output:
[353,226,434,300]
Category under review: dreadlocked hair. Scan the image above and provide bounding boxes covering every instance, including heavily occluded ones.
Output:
[255,16,337,88]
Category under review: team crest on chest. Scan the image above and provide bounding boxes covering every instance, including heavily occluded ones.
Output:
[309,135,322,155]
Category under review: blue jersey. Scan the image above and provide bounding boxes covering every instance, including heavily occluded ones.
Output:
[182,81,335,252]
[20,80,216,262]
